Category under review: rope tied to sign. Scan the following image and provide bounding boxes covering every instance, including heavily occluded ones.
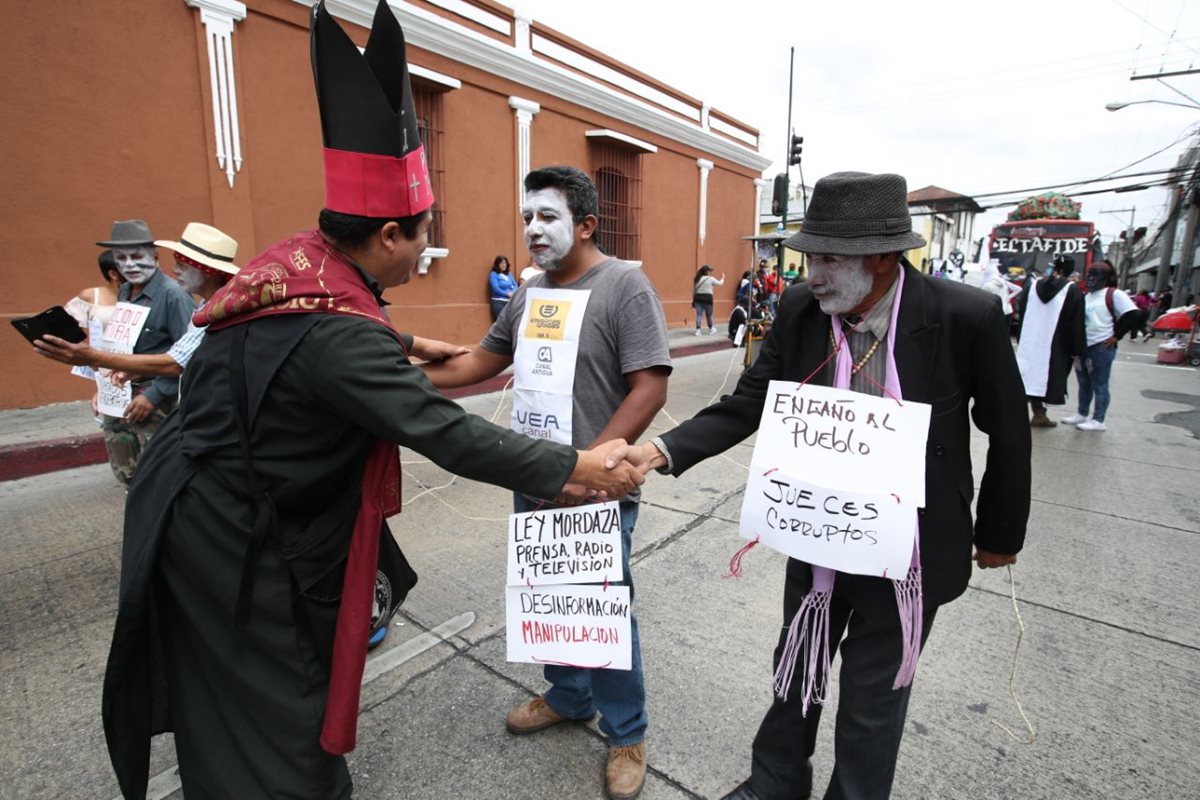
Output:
[991,564,1037,745]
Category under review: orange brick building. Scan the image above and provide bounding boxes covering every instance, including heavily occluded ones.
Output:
[0,0,769,409]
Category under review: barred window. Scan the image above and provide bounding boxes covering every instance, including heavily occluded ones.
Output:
[590,145,643,262]
[413,87,446,248]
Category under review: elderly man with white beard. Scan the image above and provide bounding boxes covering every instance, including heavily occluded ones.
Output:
[613,172,1032,800]
[92,220,195,486]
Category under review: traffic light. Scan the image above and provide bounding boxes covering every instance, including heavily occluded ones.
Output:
[788,134,803,166]
[771,173,789,216]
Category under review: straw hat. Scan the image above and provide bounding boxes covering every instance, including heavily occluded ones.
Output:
[155,222,239,276]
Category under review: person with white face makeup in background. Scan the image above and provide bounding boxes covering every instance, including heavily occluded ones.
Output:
[89,219,195,486]
[420,165,672,800]
[35,223,238,386]
[613,171,1032,800]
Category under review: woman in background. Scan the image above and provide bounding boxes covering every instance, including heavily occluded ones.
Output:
[692,264,725,335]
[488,255,517,321]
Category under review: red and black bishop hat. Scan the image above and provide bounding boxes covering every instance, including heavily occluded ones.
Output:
[310,0,434,218]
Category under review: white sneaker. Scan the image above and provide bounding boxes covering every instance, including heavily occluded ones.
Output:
[1076,419,1107,431]
[1060,413,1088,425]
[708,327,717,335]
[694,329,702,336]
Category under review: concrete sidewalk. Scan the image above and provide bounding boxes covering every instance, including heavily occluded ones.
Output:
[0,326,734,482]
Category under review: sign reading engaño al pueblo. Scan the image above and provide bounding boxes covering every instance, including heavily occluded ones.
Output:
[739,381,932,576]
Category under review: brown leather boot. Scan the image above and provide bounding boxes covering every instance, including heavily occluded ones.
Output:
[1030,409,1057,427]
[605,742,646,800]
[505,695,576,735]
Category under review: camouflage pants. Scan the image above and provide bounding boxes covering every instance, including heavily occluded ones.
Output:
[100,403,173,487]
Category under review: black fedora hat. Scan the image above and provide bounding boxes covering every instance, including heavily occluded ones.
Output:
[785,172,926,256]
[96,219,156,248]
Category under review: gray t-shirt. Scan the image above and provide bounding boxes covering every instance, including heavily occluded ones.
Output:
[482,256,672,454]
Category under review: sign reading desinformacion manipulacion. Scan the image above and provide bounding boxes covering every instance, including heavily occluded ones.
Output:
[505,501,631,670]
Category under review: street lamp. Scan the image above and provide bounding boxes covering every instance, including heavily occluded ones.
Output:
[1106,99,1200,112]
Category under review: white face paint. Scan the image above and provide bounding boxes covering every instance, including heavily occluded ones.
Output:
[173,258,207,294]
[806,255,875,316]
[522,189,575,271]
[113,246,158,286]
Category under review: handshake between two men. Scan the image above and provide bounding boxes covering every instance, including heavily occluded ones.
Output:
[562,439,668,505]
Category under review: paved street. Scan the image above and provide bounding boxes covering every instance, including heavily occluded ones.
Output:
[1,339,1198,800]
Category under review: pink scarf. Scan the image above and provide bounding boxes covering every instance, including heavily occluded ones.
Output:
[772,266,924,714]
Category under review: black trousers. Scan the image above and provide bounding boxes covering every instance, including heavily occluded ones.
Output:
[747,559,938,800]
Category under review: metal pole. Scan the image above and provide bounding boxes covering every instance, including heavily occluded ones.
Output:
[777,46,794,274]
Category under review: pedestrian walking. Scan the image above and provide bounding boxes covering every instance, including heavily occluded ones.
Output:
[1060,260,1139,432]
[693,264,725,335]
[1016,254,1086,427]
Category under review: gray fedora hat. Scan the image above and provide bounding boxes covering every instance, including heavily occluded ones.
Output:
[784,172,926,256]
[96,219,155,248]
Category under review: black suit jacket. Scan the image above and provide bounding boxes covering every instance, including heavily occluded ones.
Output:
[660,264,1031,606]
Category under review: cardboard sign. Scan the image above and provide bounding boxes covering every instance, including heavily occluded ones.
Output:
[101,303,150,351]
[94,303,149,417]
[740,468,917,577]
[739,380,931,576]
[505,584,632,670]
[506,502,623,586]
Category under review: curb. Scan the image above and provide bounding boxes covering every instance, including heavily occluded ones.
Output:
[0,338,734,483]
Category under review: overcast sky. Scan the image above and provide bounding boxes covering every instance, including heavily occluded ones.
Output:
[515,0,1200,250]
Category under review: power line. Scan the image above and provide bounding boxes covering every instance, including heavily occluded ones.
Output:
[1108,0,1200,58]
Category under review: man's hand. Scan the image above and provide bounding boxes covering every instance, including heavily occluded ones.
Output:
[410,336,470,362]
[604,440,666,475]
[555,482,599,506]
[1103,336,1118,349]
[111,371,132,387]
[973,549,1017,569]
[123,394,156,424]
[570,438,644,498]
[32,335,98,367]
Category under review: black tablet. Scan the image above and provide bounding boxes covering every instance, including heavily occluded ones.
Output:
[11,306,88,345]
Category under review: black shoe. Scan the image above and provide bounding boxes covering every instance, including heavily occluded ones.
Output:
[718,782,760,800]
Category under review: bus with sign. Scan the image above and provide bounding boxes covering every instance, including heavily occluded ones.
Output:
[987,218,1102,278]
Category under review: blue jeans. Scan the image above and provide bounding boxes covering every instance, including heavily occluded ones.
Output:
[513,494,647,746]
[1075,342,1117,422]
[693,300,714,329]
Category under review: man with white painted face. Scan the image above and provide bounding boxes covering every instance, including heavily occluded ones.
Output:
[93,219,196,486]
[421,165,672,800]
[36,222,238,381]
[613,172,1031,800]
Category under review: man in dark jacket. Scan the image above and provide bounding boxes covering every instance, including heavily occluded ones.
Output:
[1016,254,1086,427]
[615,172,1031,800]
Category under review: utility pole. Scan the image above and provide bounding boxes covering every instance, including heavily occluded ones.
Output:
[1173,190,1198,302]
[777,46,795,274]
[1154,186,1181,296]
[1102,207,1135,288]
